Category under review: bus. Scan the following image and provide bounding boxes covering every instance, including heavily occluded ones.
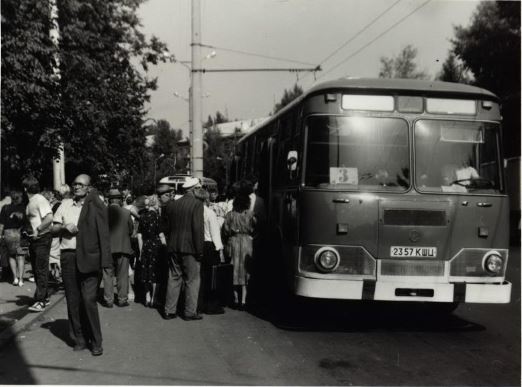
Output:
[233,78,511,308]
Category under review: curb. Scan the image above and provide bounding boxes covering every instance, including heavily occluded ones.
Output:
[0,291,66,348]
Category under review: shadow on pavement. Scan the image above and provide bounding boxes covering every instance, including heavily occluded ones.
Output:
[40,319,73,347]
[248,299,485,333]
[0,325,37,384]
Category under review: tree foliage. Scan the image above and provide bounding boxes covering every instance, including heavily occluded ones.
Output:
[436,53,471,83]
[379,45,428,79]
[1,0,167,189]
[451,1,520,157]
[1,1,63,184]
[151,119,185,179]
[203,110,228,129]
[273,84,303,114]
[202,110,230,191]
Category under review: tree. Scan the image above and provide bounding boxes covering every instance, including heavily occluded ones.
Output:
[1,1,63,186]
[204,110,228,129]
[273,83,303,114]
[151,120,184,179]
[436,53,471,83]
[203,110,230,190]
[1,0,167,189]
[451,1,520,157]
[378,45,428,79]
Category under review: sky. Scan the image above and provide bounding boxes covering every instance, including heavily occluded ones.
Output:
[137,0,482,136]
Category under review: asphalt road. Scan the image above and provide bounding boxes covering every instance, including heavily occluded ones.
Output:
[0,247,519,385]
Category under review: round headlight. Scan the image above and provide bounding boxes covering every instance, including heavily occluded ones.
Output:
[314,247,340,273]
[483,252,503,274]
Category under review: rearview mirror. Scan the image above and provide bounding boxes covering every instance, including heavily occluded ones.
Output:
[287,150,298,171]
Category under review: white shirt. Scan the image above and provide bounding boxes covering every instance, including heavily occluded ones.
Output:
[204,205,223,251]
[456,166,479,181]
[249,193,257,212]
[53,198,82,250]
[26,193,52,234]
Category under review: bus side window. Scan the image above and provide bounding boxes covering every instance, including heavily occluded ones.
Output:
[275,111,301,186]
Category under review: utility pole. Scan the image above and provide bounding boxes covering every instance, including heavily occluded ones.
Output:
[49,0,65,190]
[190,0,203,178]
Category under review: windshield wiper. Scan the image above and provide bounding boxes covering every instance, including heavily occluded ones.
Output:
[449,178,495,190]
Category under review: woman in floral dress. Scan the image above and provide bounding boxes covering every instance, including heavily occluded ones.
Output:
[137,195,165,307]
[222,193,255,309]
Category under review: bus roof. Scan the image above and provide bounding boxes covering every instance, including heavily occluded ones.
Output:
[240,77,498,143]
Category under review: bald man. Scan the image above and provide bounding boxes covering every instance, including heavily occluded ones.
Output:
[53,174,111,356]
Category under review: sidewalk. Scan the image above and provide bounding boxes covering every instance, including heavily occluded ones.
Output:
[0,264,64,346]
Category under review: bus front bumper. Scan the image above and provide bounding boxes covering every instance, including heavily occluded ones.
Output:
[294,276,512,303]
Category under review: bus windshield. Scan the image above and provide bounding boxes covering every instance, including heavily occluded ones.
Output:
[305,116,409,191]
[414,120,501,194]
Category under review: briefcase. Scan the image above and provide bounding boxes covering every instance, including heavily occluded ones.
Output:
[210,263,233,305]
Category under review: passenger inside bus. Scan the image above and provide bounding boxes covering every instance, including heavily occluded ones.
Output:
[441,162,480,192]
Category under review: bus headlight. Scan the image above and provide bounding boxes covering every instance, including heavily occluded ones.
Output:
[483,251,503,274]
[314,247,340,273]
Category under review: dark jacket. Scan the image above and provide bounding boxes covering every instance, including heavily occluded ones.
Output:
[165,193,204,257]
[76,189,111,273]
[108,204,134,255]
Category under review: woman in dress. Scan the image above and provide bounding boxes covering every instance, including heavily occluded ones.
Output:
[136,195,165,307]
[222,192,255,309]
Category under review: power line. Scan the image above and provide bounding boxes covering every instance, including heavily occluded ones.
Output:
[199,43,318,67]
[317,0,402,69]
[195,67,320,73]
[317,0,432,81]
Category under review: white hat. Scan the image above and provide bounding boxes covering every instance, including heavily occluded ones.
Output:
[182,177,201,190]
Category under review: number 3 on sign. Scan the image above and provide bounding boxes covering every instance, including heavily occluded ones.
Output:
[330,167,358,185]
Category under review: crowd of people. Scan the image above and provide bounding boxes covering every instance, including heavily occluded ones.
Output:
[0,173,266,356]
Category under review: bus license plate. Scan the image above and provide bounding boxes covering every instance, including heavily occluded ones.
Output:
[390,246,437,258]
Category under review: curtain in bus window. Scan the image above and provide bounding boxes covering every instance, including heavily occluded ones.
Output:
[305,116,409,190]
[414,120,501,194]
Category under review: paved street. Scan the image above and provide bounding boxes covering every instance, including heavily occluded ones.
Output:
[0,247,519,385]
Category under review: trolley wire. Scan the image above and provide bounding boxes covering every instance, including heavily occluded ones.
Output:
[316,0,432,81]
[301,0,402,83]
[199,43,318,67]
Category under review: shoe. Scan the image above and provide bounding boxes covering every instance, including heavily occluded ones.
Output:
[162,312,177,320]
[182,314,203,321]
[28,277,35,283]
[100,300,113,308]
[18,280,24,287]
[44,298,50,306]
[91,346,103,356]
[28,301,45,312]
[73,343,87,351]
[116,300,129,307]
[12,278,19,286]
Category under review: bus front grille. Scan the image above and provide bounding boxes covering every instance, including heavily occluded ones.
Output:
[383,209,446,226]
[380,259,445,276]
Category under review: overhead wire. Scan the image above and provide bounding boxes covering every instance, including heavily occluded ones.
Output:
[300,0,402,83]
[199,43,318,67]
[316,0,432,81]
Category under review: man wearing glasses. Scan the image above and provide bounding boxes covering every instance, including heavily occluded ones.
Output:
[53,174,111,356]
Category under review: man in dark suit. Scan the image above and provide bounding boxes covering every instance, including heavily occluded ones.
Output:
[52,174,111,356]
[101,188,134,308]
[163,177,204,320]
